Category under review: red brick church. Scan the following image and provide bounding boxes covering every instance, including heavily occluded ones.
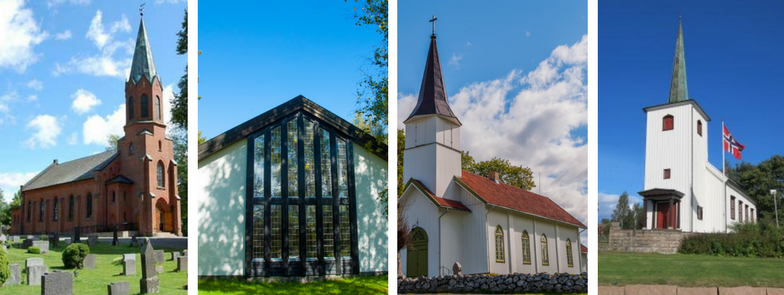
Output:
[9,16,182,237]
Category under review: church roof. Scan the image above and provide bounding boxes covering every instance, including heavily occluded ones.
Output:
[581,244,587,253]
[22,151,118,192]
[404,35,460,125]
[668,17,689,103]
[198,95,388,161]
[129,17,158,85]
[455,170,586,229]
[404,179,471,212]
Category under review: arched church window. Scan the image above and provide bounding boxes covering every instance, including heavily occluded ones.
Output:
[141,95,149,118]
[27,201,31,222]
[128,96,134,119]
[129,143,135,155]
[663,115,674,131]
[53,198,59,221]
[155,96,161,120]
[697,120,702,136]
[39,201,44,222]
[495,225,505,262]
[246,111,358,276]
[68,196,74,220]
[158,140,162,151]
[541,234,550,266]
[521,230,531,265]
[157,161,165,188]
[566,239,574,267]
[86,193,93,218]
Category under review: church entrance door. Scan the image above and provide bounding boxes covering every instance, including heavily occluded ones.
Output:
[656,202,670,229]
[407,227,428,277]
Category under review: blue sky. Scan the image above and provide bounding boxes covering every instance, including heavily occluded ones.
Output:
[198,1,381,140]
[398,0,588,241]
[598,1,784,221]
[0,0,187,202]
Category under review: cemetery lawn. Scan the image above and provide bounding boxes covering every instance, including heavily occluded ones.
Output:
[198,276,388,294]
[4,242,188,294]
[599,252,784,287]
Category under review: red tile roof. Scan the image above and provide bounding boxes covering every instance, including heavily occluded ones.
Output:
[412,179,471,211]
[581,244,588,253]
[457,170,586,228]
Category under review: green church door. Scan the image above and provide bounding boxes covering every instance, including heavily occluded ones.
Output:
[407,227,428,277]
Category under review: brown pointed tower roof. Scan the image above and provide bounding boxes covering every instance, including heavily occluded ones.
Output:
[404,35,460,125]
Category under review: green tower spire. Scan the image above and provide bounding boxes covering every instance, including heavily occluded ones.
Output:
[668,16,688,103]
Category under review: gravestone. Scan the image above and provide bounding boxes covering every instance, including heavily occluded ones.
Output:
[22,238,33,248]
[112,227,119,246]
[176,256,187,272]
[4,264,21,286]
[42,271,73,295]
[453,262,462,276]
[26,265,47,286]
[84,254,97,269]
[88,235,98,246]
[26,257,44,269]
[130,236,139,247]
[123,254,136,276]
[182,250,187,257]
[154,250,165,274]
[170,251,179,261]
[51,234,59,248]
[32,240,50,253]
[108,281,130,295]
[73,226,81,244]
[140,238,159,293]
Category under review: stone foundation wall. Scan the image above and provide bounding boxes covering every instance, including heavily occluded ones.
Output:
[397,272,587,294]
[607,222,694,254]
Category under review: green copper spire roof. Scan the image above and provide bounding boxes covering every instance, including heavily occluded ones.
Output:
[129,17,158,84]
[668,17,688,103]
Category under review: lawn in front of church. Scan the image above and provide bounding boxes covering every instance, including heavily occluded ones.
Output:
[2,242,188,294]
[198,276,388,294]
[599,252,784,287]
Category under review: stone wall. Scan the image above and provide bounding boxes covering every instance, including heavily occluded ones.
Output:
[397,272,587,294]
[606,222,694,254]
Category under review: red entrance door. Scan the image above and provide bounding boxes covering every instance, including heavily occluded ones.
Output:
[656,203,670,229]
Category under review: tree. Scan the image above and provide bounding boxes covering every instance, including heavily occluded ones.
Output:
[198,130,206,145]
[172,130,188,236]
[0,189,8,226]
[171,10,188,129]
[612,192,631,228]
[397,129,405,198]
[632,202,645,229]
[461,151,535,191]
[729,155,784,226]
[105,134,121,152]
[346,0,388,150]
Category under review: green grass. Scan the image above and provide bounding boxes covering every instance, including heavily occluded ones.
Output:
[3,242,187,294]
[198,276,388,294]
[599,252,784,287]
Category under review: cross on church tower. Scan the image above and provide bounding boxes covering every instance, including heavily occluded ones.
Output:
[430,15,438,36]
[139,3,145,17]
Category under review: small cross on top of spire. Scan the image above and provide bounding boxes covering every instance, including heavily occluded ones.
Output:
[140,3,146,18]
[429,15,438,36]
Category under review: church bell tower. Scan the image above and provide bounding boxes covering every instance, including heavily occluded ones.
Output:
[403,17,462,199]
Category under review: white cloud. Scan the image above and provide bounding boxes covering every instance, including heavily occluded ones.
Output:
[47,0,90,8]
[162,84,175,129]
[0,0,48,72]
[526,31,531,38]
[449,53,463,69]
[466,42,472,46]
[54,30,72,40]
[27,94,36,102]
[83,104,124,146]
[27,79,43,91]
[398,35,589,223]
[0,91,18,102]
[66,132,78,145]
[70,88,101,114]
[0,171,38,202]
[598,192,644,221]
[54,10,132,78]
[24,114,62,148]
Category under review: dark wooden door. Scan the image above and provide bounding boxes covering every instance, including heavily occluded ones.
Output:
[656,203,670,229]
[407,227,428,277]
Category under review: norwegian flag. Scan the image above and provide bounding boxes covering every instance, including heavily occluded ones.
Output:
[723,125,745,160]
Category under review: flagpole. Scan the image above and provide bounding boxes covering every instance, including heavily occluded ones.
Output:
[722,120,725,175]
[723,120,728,232]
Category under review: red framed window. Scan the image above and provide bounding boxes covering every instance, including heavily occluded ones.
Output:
[730,196,735,220]
[697,120,702,136]
[663,115,674,131]
[663,169,671,179]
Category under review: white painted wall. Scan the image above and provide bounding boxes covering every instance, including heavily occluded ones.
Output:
[399,187,440,277]
[353,142,389,273]
[404,116,462,198]
[459,188,487,275]
[197,140,248,276]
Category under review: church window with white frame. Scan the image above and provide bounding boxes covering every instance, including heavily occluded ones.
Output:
[541,234,549,266]
[495,225,505,262]
[521,230,531,265]
[566,239,574,267]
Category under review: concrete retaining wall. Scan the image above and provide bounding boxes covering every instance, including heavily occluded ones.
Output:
[606,222,694,254]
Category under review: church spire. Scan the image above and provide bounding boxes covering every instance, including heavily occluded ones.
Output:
[404,16,460,125]
[668,16,688,103]
[129,16,158,85]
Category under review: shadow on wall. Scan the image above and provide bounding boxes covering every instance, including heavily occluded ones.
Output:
[354,146,389,273]
[198,141,247,276]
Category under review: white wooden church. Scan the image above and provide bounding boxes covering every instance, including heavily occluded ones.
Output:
[400,31,587,278]
[639,19,756,233]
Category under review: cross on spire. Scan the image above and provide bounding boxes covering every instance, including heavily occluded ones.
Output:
[139,3,145,17]
[429,15,438,36]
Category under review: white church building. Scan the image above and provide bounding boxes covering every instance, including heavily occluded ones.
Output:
[400,32,587,278]
[639,19,756,233]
